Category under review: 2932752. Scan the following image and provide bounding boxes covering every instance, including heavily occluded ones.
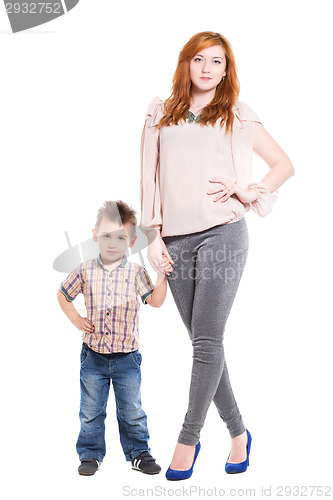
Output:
[5,3,62,14]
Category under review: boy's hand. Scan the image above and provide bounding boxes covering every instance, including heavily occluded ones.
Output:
[72,316,95,334]
[160,256,173,275]
[147,256,171,307]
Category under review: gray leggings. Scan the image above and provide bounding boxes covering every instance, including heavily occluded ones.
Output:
[162,217,249,446]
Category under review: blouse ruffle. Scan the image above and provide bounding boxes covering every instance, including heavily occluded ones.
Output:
[246,181,278,217]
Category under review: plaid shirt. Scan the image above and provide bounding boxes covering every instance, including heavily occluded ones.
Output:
[60,253,154,353]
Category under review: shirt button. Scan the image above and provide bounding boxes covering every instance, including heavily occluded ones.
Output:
[106,312,109,316]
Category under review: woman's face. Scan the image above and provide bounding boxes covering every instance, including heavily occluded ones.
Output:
[189,44,227,93]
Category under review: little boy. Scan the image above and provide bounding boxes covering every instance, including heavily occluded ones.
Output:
[57,200,171,476]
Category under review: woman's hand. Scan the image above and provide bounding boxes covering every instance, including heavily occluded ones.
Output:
[207,178,258,204]
[147,235,174,275]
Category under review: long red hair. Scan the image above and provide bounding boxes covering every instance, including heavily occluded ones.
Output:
[158,31,240,134]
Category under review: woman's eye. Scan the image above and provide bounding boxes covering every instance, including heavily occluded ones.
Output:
[213,60,221,64]
[194,57,202,62]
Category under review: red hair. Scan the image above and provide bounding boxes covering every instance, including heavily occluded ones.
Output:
[158,31,240,134]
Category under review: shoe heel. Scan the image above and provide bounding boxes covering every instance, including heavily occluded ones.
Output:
[165,442,201,481]
[225,429,252,474]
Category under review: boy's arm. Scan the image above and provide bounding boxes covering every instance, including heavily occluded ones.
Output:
[145,272,168,308]
[136,257,172,308]
[57,289,95,333]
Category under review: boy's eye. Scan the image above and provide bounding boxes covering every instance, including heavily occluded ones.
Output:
[103,235,110,239]
[118,237,125,241]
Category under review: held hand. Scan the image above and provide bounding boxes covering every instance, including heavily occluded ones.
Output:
[72,316,95,334]
[160,256,173,276]
[207,178,258,204]
[147,237,174,275]
[160,239,174,272]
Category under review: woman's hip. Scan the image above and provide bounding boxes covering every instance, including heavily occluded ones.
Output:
[162,218,249,259]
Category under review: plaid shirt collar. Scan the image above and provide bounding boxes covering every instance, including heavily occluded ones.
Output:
[96,253,128,271]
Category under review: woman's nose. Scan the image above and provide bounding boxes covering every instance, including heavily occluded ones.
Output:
[201,62,210,73]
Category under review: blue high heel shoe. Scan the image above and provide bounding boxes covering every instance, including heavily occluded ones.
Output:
[225,429,252,474]
[165,442,201,480]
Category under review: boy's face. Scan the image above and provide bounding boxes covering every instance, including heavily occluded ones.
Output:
[92,217,136,266]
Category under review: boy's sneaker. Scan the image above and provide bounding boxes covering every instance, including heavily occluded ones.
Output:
[131,451,161,474]
[78,458,100,476]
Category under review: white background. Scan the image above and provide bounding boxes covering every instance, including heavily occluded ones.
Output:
[1,0,332,498]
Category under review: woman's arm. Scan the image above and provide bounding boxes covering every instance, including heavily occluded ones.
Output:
[253,122,295,191]
[140,99,174,274]
[140,99,164,233]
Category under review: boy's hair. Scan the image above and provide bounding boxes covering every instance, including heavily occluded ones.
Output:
[95,200,137,240]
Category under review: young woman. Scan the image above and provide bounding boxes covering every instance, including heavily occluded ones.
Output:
[140,31,294,480]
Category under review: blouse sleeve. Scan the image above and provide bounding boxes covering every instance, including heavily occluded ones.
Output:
[237,101,261,124]
[139,97,165,232]
[248,181,279,217]
[237,101,279,217]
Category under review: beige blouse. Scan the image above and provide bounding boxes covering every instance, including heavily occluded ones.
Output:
[140,97,278,237]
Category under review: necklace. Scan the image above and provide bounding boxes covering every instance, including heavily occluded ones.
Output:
[187,111,203,124]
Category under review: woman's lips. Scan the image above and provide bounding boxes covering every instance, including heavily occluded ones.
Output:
[200,77,212,80]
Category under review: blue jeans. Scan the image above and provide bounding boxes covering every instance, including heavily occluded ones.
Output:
[76,343,150,462]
